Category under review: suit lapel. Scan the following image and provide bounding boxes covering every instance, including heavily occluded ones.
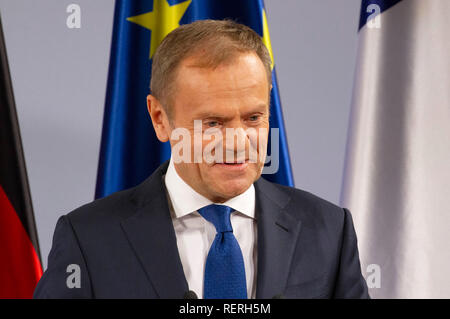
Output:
[254,178,302,299]
[120,161,189,298]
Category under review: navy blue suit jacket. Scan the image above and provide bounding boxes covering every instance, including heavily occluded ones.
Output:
[34,161,369,298]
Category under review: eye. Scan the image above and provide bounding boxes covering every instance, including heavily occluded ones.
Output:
[248,115,260,122]
[205,120,220,127]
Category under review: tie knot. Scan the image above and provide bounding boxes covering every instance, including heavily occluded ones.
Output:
[198,204,233,233]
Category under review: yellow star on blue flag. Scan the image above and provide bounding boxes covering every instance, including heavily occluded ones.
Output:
[127,0,191,59]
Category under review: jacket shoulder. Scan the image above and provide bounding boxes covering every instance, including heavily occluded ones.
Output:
[278,183,343,213]
[66,161,169,226]
[64,186,139,229]
[256,178,346,229]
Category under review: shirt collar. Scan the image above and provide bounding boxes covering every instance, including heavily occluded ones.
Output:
[164,157,255,219]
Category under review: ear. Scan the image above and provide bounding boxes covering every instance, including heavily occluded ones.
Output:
[147,94,170,142]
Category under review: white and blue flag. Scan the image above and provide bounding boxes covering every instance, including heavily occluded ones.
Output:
[342,0,450,298]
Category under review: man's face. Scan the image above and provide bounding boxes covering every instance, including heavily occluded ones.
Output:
[149,52,270,202]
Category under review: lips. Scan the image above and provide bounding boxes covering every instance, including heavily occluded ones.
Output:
[214,160,249,171]
[222,161,246,164]
[217,158,249,164]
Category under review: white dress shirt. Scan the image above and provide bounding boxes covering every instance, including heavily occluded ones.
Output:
[163,157,257,299]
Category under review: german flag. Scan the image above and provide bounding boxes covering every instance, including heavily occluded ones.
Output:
[0,16,42,298]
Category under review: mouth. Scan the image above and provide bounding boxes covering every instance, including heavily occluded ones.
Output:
[213,159,249,171]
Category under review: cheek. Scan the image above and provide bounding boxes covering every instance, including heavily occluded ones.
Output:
[247,129,261,151]
[249,128,269,161]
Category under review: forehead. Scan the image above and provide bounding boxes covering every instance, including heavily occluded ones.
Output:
[172,52,269,112]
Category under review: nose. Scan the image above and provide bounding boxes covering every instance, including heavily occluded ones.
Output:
[224,127,250,163]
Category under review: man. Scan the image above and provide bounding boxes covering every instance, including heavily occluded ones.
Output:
[34,20,369,299]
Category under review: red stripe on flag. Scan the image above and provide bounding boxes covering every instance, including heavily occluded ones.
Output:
[0,185,42,298]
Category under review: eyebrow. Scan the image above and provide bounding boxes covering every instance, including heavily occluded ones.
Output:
[193,104,269,119]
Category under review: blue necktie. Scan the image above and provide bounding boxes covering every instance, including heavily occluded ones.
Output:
[198,204,247,299]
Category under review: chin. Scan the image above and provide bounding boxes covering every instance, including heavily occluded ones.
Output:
[211,176,254,200]
[204,163,262,200]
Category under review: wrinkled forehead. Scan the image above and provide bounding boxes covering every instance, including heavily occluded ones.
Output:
[179,53,268,95]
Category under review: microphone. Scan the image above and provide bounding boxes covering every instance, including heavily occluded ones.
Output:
[183,290,198,299]
[272,294,284,299]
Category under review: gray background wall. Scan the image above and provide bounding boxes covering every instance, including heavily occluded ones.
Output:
[0,0,361,269]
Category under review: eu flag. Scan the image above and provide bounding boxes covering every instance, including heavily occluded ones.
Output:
[96,0,294,199]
